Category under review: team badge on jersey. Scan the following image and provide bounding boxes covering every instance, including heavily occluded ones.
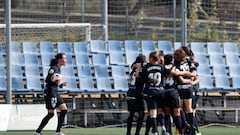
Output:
[49,69,54,74]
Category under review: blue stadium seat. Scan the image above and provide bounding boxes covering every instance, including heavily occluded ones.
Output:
[0,77,6,92]
[174,42,182,50]
[94,65,110,78]
[194,53,209,65]
[61,66,76,78]
[0,41,5,55]
[73,42,88,54]
[124,40,139,53]
[125,51,140,65]
[212,65,228,77]
[12,53,24,65]
[77,65,92,78]
[223,42,238,54]
[0,54,4,66]
[111,65,127,78]
[22,41,38,54]
[214,76,234,91]
[11,65,23,77]
[190,42,206,54]
[157,40,173,54]
[228,65,240,77]
[39,41,54,54]
[113,77,129,92]
[109,52,127,66]
[12,77,25,92]
[231,76,240,90]
[42,66,50,78]
[11,41,21,53]
[207,42,222,54]
[225,53,240,65]
[75,53,91,66]
[197,64,211,76]
[24,65,41,78]
[59,77,79,92]
[0,66,6,77]
[96,78,116,93]
[41,53,54,66]
[108,40,122,53]
[26,76,43,92]
[24,53,39,65]
[92,53,108,65]
[90,40,108,54]
[57,42,73,54]
[79,77,97,93]
[198,75,215,91]
[141,40,155,57]
[65,54,74,65]
[209,53,225,66]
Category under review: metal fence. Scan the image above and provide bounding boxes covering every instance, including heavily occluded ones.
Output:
[0,0,239,42]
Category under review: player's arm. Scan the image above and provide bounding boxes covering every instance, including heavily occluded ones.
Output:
[169,70,196,77]
[134,63,142,79]
[191,75,199,85]
[178,76,192,84]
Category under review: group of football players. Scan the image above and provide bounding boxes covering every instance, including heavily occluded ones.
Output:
[126,46,201,135]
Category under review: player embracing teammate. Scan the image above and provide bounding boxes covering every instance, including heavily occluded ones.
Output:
[127,46,201,135]
[133,50,197,135]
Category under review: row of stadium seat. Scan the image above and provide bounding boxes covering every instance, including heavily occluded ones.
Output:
[1,41,239,66]
[0,40,239,93]
[0,40,238,55]
[0,64,129,93]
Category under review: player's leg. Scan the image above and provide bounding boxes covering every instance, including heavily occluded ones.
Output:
[157,108,167,135]
[192,93,200,134]
[135,110,144,135]
[126,111,135,135]
[35,109,55,134]
[164,107,172,135]
[145,114,151,135]
[135,98,145,135]
[149,109,158,134]
[35,96,56,134]
[184,99,194,135]
[56,94,67,134]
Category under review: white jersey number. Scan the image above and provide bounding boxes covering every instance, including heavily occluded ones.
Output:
[148,72,161,86]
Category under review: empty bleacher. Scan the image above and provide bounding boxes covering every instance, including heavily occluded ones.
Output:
[0,40,239,96]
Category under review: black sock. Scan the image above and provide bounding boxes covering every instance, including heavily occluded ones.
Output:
[187,113,194,126]
[135,116,144,135]
[165,115,172,134]
[173,116,182,134]
[56,110,67,132]
[150,118,158,133]
[145,116,151,135]
[126,112,134,134]
[180,110,188,127]
[36,113,54,133]
[157,113,165,127]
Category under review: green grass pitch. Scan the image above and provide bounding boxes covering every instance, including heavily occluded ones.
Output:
[1,127,240,135]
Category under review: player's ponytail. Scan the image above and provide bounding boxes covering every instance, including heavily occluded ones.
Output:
[50,53,66,66]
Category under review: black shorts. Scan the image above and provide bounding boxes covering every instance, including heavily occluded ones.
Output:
[145,90,165,109]
[127,98,145,112]
[165,88,180,108]
[178,88,193,99]
[45,94,64,109]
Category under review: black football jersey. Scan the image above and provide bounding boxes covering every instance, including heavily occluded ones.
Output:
[44,65,61,96]
[141,63,171,91]
[163,64,175,89]
[174,59,196,85]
